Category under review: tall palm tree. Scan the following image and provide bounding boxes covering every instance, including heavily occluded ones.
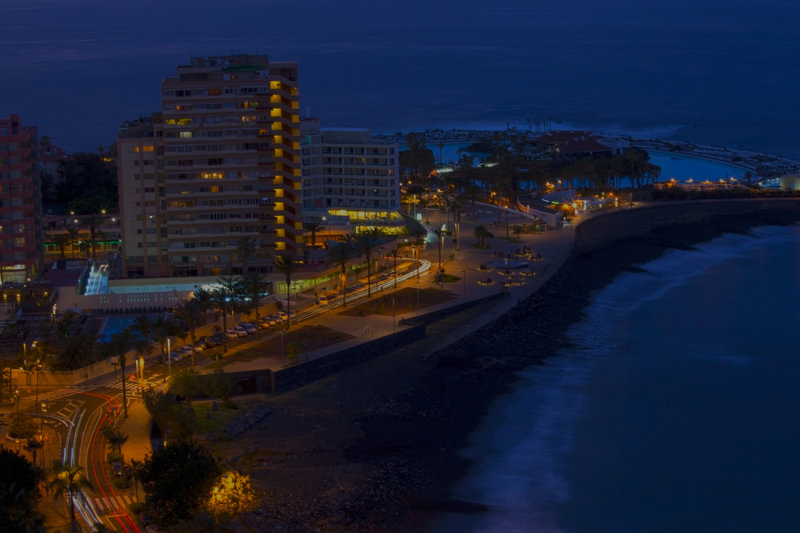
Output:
[110,328,133,417]
[151,317,181,363]
[236,236,257,274]
[239,271,271,326]
[125,458,146,503]
[174,299,205,367]
[274,254,296,328]
[303,221,323,249]
[66,225,79,259]
[355,228,387,298]
[100,424,129,462]
[49,461,93,533]
[328,241,354,307]
[132,315,154,349]
[388,248,400,289]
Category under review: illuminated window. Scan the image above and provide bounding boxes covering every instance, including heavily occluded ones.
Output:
[274,189,284,198]
[241,115,257,123]
[200,172,224,179]
[275,203,284,212]
[273,135,283,144]
[209,88,221,96]
[276,242,286,250]
[270,81,281,90]
[210,186,220,193]
[275,149,283,158]
[165,118,192,126]
[133,145,155,153]
[276,229,286,238]
[270,109,282,118]
[179,131,192,139]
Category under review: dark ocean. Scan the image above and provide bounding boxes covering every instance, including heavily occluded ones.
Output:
[1,0,799,158]
[435,225,800,532]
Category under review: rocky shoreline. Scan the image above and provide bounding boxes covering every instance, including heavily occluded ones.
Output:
[228,199,800,532]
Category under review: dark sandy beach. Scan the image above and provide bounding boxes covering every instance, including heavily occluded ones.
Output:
[215,198,800,532]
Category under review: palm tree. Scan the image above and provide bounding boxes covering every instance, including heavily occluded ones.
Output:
[328,241,354,307]
[433,228,445,271]
[355,228,387,298]
[132,315,153,348]
[388,248,400,288]
[100,425,129,462]
[275,254,297,328]
[49,461,93,533]
[174,299,205,367]
[236,236,257,274]
[151,317,181,363]
[239,271,271,326]
[110,328,133,417]
[303,221,323,249]
[125,458,146,503]
[474,225,493,248]
[66,225,79,259]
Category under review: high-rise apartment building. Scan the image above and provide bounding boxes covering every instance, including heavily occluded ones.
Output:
[301,118,402,233]
[117,55,303,278]
[0,114,43,283]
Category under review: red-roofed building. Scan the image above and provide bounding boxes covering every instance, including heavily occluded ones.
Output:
[534,130,613,158]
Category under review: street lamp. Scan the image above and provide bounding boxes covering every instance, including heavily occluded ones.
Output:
[40,401,46,468]
[505,205,509,240]
[167,337,172,376]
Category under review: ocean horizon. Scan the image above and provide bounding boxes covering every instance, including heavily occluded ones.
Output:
[2,0,799,159]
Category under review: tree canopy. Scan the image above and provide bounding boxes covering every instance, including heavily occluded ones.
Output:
[141,439,221,529]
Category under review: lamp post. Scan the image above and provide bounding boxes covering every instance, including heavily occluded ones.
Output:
[505,205,509,240]
[40,401,46,468]
[279,330,286,367]
[167,337,172,376]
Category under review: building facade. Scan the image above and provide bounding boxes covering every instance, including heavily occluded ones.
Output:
[301,118,401,234]
[0,114,43,283]
[117,55,303,278]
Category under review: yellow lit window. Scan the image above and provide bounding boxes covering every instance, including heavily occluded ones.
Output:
[293,169,302,177]
[270,81,281,90]
[271,121,282,131]
[275,203,285,212]
[295,235,304,244]
[276,242,286,250]
[270,109,282,118]
[292,142,300,150]
[294,222,303,230]
[133,145,154,153]
[275,189,284,197]
[210,186,220,193]
[291,115,300,122]
[294,182,302,190]
[179,131,192,138]
[165,118,192,125]
[270,95,281,104]
[291,101,300,110]
[241,115,257,123]
[273,135,283,144]
[274,176,283,184]
[200,172,223,179]
[275,149,283,158]
[276,229,286,238]
[209,88,221,96]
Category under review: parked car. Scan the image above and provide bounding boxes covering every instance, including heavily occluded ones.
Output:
[241,322,257,334]
[211,333,227,345]
[318,295,329,304]
[233,325,248,337]
[225,329,238,339]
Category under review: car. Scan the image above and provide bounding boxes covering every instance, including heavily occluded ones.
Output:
[318,295,329,304]
[193,342,205,352]
[168,351,181,363]
[211,333,227,345]
[178,345,193,355]
[240,322,257,334]
[233,325,248,337]
[225,329,238,339]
